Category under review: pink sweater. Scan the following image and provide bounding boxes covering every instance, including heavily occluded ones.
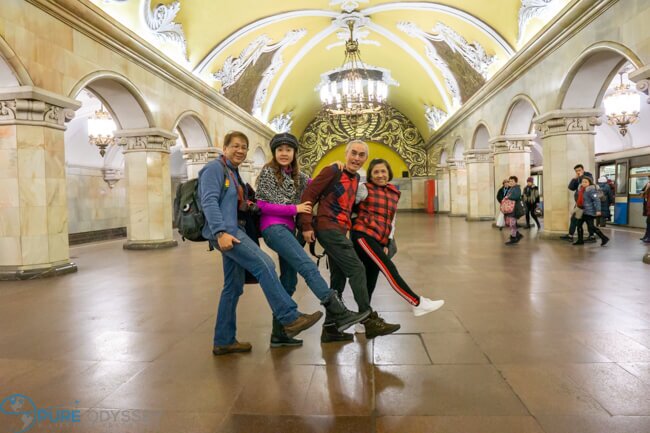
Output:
[257,200,298,232]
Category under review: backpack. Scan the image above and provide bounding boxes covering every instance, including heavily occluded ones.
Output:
[173,179,206,242]
[595,184,606,202]
[172,158,233,243]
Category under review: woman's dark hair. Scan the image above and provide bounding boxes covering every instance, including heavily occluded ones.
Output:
[509,175,518,183]
[582,175,594,185]
[367,158,393,183]
[263,142,300,186]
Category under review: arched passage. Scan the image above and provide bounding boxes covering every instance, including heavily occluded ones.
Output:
[67,72,176,249]
[536,42,645,235]
[471,123,491,150]
[0,36,33,87]
[170,111,214,182]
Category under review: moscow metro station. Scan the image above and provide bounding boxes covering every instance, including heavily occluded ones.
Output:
[1,1,649,432]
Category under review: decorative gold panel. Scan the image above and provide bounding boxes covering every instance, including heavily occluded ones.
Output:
[299,106,427,176]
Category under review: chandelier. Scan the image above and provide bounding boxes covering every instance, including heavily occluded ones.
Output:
[604,71,640,136]
[88,105,115,157]
[317,20,390,118]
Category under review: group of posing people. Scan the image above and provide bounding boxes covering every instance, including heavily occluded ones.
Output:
[198,131,444,355]
[496,176,540,245]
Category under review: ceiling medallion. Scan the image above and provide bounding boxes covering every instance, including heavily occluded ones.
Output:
[317,18,396,126]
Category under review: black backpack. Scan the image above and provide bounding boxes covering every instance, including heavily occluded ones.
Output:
[173,178,206,242]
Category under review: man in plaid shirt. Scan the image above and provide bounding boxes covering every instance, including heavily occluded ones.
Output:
[299,140,401,342]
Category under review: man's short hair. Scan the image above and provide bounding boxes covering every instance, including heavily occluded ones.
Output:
[573,164,584,170]
[224,131,249,147]
[509,175,518,183]
[345,140,369,154]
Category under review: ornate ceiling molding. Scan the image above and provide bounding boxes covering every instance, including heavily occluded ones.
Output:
[398,22,461,107]
[262,24,338,121]
[141,0,188,62]
[330,0,370,13]
[518,0,559,44]
[212,30,306,95]
[429,22,496,79]
[362,2,515,55]
[364,21,453,111]
[269,112,293,133]
[194,10,339,75]
[424,105,448,131]
[299,106,428,176]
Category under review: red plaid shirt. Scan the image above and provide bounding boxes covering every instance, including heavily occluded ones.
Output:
[352,182,400,245]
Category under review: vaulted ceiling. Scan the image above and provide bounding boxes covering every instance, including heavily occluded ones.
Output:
[93,0,570,139]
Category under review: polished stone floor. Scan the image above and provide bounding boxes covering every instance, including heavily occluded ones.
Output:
[1,214,649,433]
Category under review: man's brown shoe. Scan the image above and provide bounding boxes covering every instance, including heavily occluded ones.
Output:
[212,340,252,356]
[283,311,324,338]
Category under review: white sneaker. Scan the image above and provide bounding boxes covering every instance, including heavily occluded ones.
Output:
[412,297,444,317]
[354,323,365,334]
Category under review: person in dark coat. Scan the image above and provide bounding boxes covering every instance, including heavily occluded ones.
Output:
[642,177,650,243]
[573,176,609,246]
[522,177,541,229]
[496,179,509,203]
[596,176,614,227]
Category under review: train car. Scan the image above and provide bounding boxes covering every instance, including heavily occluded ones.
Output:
[596,149,650,228]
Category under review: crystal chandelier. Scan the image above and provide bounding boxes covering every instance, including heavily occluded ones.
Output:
[88,106,115,157]
[604,71,640,136]
[317,20,389,117]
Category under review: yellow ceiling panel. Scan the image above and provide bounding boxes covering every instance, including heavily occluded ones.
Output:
[88,0,573,142]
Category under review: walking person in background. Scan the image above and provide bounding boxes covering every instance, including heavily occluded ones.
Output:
[572,176,609,246]
[502,176,524,245]
[351,158,445,318]
[596,176,614,227]
[496,179,509,231]
[255,133,369,348]
[522,177,541,229]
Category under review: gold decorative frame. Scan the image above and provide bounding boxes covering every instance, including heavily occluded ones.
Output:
[298,106,427,175]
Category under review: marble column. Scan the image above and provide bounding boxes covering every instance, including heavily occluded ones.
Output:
[630,66,650,265]
[448,159,467,217]
[435,166,451,213]
[465,149,495,221]
[115,128,178,250]
[491,134,533,220]
[182,147,221,180]
[0,86,80,280]
[533,109,601,238]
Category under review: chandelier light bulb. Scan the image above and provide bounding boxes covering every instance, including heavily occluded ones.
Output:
[604,72,641,136]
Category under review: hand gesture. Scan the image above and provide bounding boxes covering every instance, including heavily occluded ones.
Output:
[217,233,240,251]
[303,230,316,244]
[296,201,312,214]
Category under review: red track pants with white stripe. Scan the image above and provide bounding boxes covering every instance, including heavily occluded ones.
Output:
[351,230,420,306]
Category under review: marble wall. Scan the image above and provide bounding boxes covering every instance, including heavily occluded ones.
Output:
[66,166,127,234]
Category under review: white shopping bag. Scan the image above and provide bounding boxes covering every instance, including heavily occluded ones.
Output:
[496,212,505,227]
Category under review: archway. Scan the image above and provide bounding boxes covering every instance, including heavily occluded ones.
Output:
[170,111,214,183]
[537,42,646,235]
[452,138,465,160]
[66,72,176,249]
[471,123,490,149]
[439,149,448,166]
[0,36,33,87]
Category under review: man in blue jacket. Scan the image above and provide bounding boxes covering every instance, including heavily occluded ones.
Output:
[198,131,322,355]
[561,164,595,242]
